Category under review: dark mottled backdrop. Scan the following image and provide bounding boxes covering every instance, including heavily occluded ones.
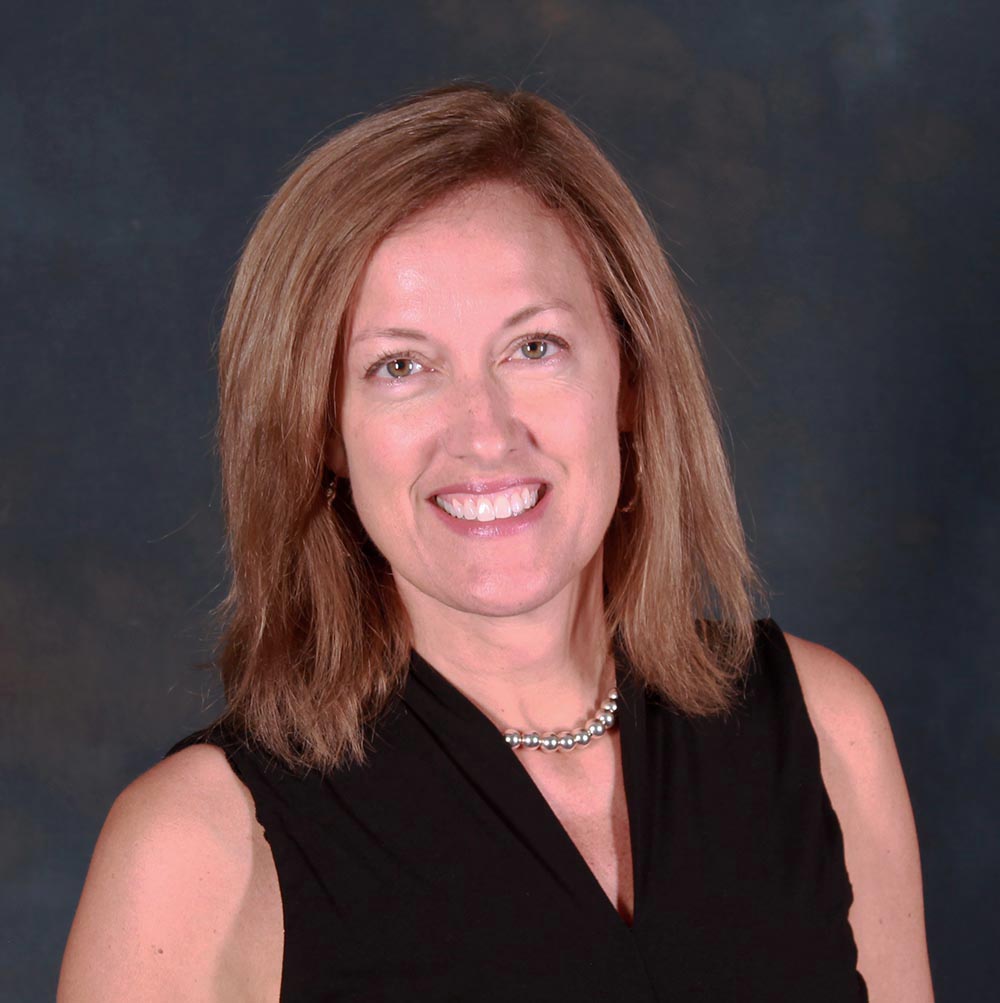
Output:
[3,1,997,999]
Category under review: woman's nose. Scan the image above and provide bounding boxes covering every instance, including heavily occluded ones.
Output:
[442,375,521,465]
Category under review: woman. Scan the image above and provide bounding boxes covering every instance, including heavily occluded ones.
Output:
[59,82,934,1001]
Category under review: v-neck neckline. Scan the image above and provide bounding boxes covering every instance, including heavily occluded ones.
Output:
[401,646,647,935]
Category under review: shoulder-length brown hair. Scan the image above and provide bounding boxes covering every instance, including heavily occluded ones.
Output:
[213,81,765,772]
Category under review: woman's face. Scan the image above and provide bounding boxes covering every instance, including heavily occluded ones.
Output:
[331,181,624,620]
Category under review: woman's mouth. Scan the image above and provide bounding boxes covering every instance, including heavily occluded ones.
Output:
[434,484,545,522]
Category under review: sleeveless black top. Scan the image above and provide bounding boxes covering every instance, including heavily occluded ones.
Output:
[167,618,867,1001]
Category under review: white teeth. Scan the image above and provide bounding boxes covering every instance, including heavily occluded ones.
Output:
[435,486,542,522]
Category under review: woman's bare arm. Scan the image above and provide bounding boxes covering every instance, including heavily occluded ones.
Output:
[785,631,934,1003]
[57,744,282,1002]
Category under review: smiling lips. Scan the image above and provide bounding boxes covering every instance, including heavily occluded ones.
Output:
[434,484,544,522]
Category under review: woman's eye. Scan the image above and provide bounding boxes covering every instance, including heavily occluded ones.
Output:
[517,337,563,361]
[372,357,423,379]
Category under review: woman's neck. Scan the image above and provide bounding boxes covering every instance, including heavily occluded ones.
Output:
[397,555,614,734]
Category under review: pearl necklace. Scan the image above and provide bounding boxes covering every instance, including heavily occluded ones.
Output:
[502,686,619,752]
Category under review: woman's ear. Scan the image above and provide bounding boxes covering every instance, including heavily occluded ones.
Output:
[325,431,349,479]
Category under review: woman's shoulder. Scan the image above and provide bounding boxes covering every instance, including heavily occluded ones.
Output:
[118,740,259,847]
[745,619,888,750]
[778,628,935,1002]
[778,630,895,787]
[775,627,905,839]
[58,742,282,1002]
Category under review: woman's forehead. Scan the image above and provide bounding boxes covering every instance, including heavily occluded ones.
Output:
[352,183,603,329]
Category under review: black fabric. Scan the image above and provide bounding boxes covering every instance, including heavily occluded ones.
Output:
[167,618,868,1001]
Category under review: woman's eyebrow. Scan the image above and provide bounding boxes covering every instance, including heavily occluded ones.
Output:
[352,300,576,346]
[352,326,430,346]
[501,299,575,328]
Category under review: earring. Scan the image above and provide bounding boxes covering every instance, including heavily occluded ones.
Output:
[323,471,338,507]
[619,435,642,514]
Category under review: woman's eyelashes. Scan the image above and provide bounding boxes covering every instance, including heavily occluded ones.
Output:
[364,334,569,382]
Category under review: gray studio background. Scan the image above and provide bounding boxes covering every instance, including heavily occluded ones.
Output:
[3,1,997,999]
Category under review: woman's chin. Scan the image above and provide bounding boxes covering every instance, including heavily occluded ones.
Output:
[451,594,550,619]
[421,569,565,620]
[460,584,556,618]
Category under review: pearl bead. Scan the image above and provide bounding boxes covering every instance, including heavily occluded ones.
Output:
[500,684,618,752]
